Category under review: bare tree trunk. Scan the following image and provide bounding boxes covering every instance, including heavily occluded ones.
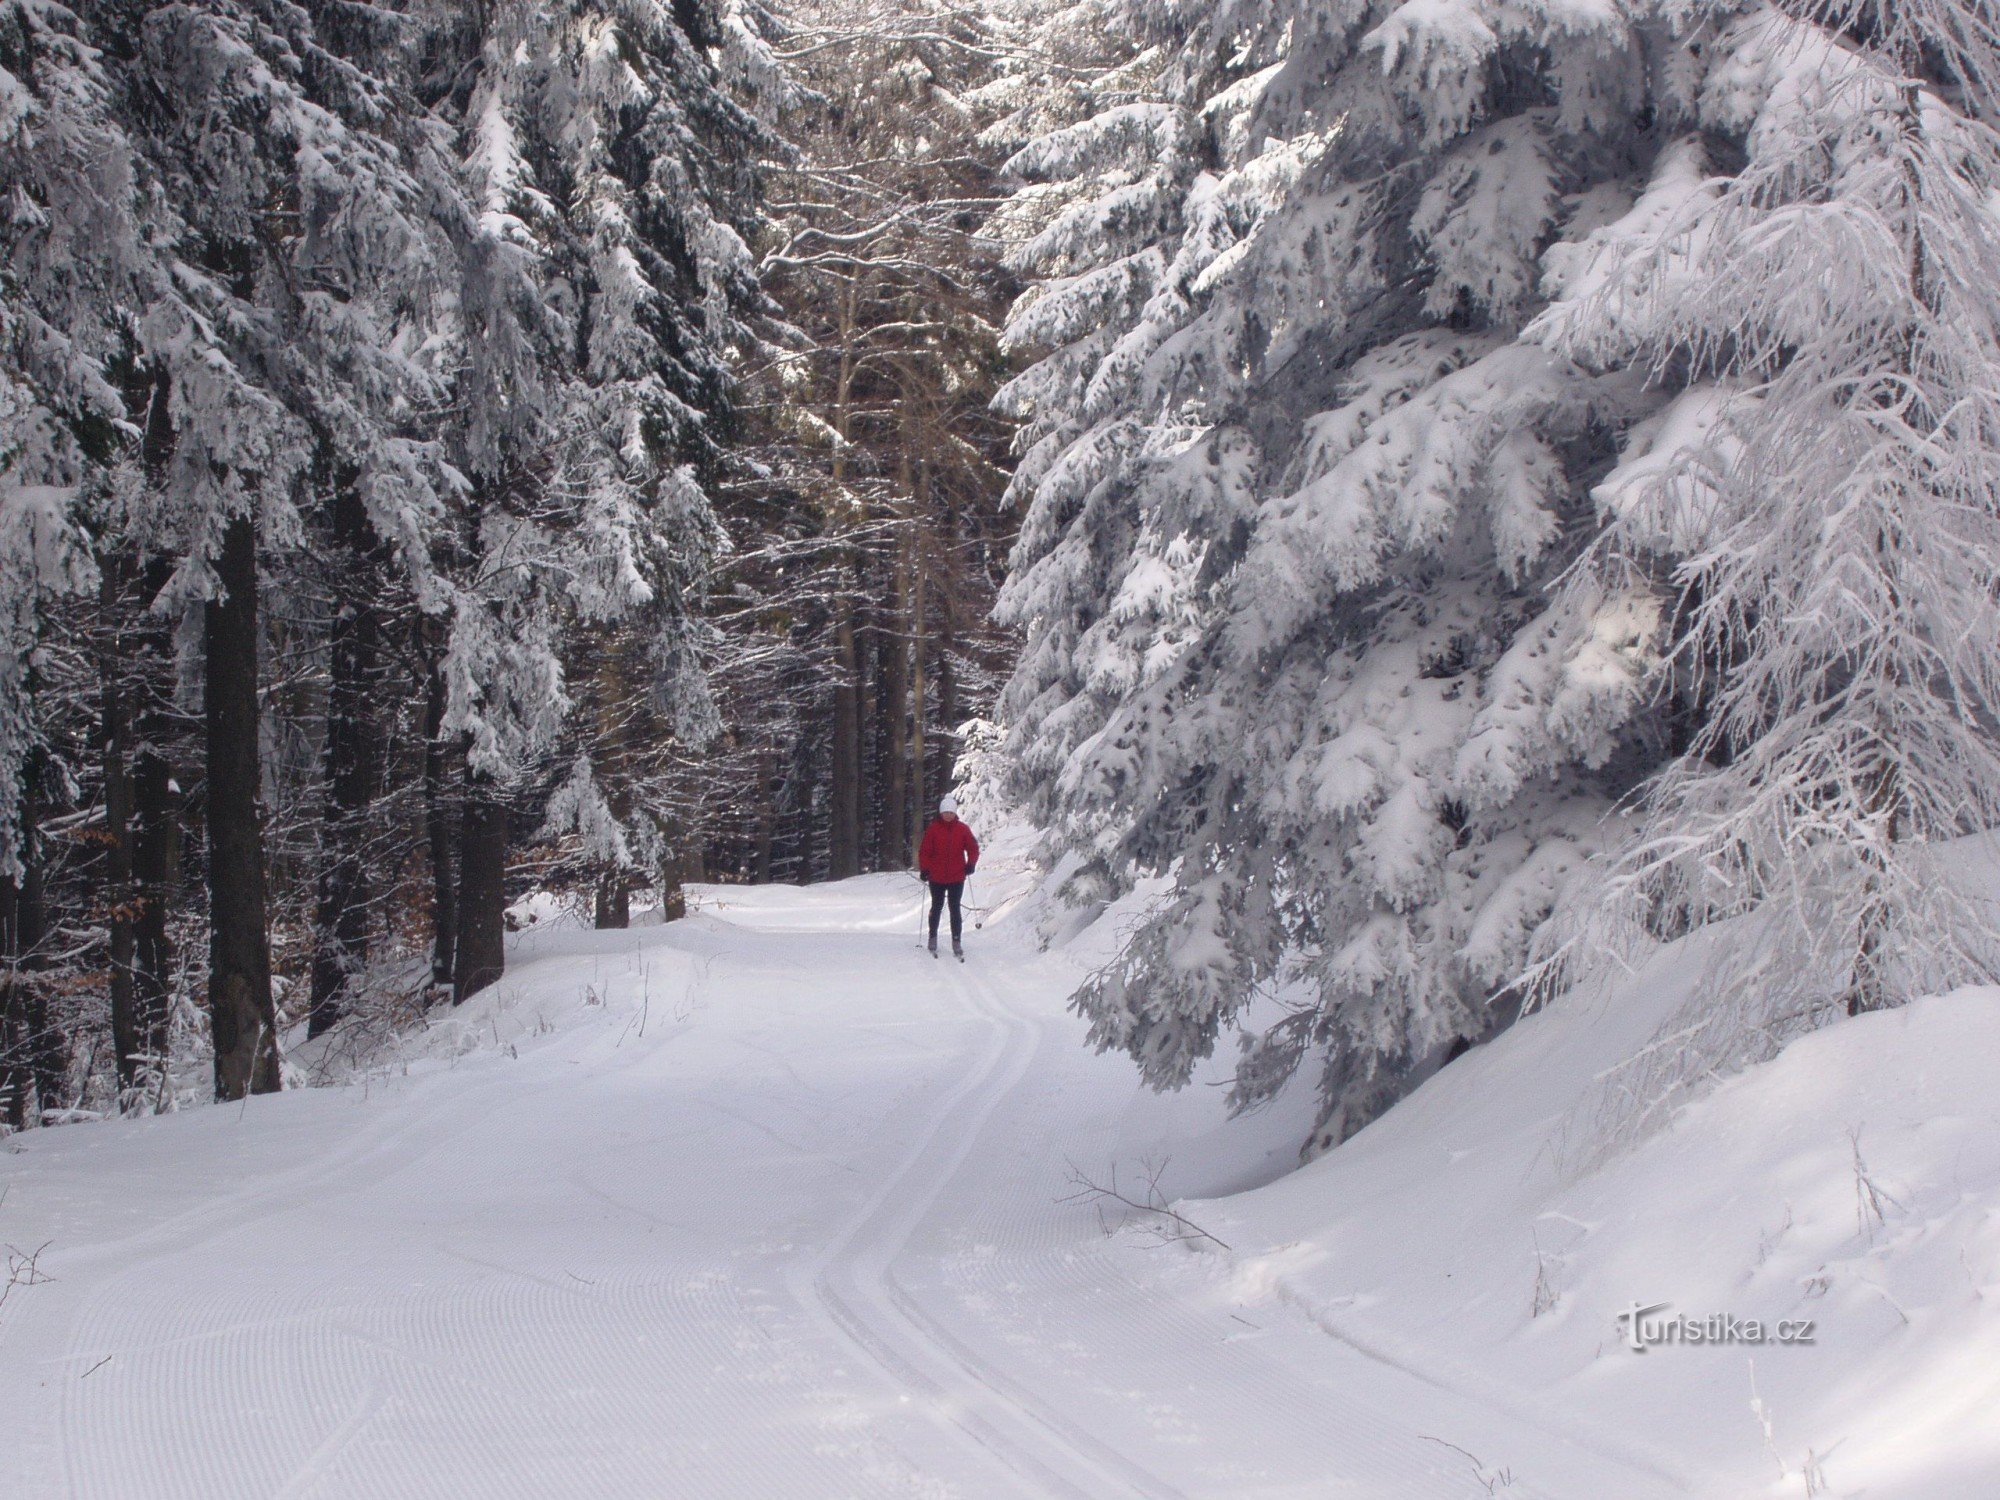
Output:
[0,778,56,1126]
[107,370,178,1092]
[453,773,507,1002]
[753,746,776,883]
[877,537,909,870]
[102,565,175,1091]
[308,484,383,1037]
[824,276,867,881]
[909,459,929,862]
[594,878,632,929]
[590,634,635,930]
[131,376,177,1072]
[423,642,456,994]
[205,515,281,1100]
[937,605,959,797]
[0,876,33,1130]
[658,810,689,921]
[132,733,176,1074]
[829,591,862,878]
[102,560,140,1090]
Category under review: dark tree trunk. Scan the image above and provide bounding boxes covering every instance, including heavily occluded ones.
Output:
[655,809,689,923]
[877,562,908,871]
[132,736,176,1075]
[102,563,140,1090]
[0,781,54,1127]
[589,634,635,931]
[308,483,384,1038]
[21,851,62,1116]
[205,515,281,1100]
[423,647,456,994]
[753,746,776,884]
[101,573,176,1093]
[829,593,862,878]
[107,371,178,1094]
[936,607,958,803]
[453,774,507,1002]
[131,377,178,1075]
[909,471,928,867]
[594,875,631,929]
[658,858,687,922]
[857,597,880,869]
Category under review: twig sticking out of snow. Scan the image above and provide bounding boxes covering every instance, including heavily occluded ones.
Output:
[1060,1157,1231,1250]
[1848,1125,1904,1242]
[0,1240,54,1313]
[1416,1435,1517,1495]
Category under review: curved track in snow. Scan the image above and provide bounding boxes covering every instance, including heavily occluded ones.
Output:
[0,876,1688,1499]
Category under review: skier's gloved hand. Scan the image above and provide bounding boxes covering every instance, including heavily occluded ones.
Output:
[966,864,977,876]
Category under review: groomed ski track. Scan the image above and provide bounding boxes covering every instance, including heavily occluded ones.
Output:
[0,876,1687,1499]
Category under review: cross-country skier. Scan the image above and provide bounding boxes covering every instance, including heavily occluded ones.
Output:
[918,795,979,959]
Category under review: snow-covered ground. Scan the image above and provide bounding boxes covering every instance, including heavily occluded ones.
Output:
[1190,933,2000,1500]
[1,861,1992,1498]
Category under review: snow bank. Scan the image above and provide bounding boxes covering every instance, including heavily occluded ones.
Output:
[1183,935,2000,1498]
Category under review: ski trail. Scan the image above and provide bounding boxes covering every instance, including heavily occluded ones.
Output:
[3,876,1693,1498]
[797,947,1188,1500]
[888,955,1690,1500]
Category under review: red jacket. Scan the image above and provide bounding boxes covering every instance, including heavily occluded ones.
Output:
[918,817,979,884]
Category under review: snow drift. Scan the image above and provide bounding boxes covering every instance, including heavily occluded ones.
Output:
[1166,919,2000,1498]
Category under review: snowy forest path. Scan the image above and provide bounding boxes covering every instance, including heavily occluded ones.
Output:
[1,876,1683,1499]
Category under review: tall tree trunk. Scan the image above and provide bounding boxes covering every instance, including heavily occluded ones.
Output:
[307,484,383,1037]
[753,745,776,883]
[131,376,177,1076]
[423,642,456,994]
[591,634,634,930]
[909,459,929,863]
[453,771,507,1002]
[877,504,910,869]
[205,515,281,1100]
[829,591,862,878]
[102,565,176,1094]
[857,596,879,868]
[937,605,958,801]
[658,838,689,922]
[102,560,140,1091]
[107,370,178,1094]
[593,880,631,929]
[825,277,865,881]
[132,730,176,1080]
[0,780,53,1126]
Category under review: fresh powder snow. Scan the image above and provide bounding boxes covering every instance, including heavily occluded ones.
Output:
[5,859,1990,1497]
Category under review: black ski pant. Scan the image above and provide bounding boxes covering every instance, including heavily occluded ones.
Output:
[927,880,964,945]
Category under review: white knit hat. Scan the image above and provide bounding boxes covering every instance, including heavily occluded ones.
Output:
[939,794,959,813]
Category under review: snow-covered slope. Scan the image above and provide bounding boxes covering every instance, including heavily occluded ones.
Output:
[0,869,1672,1500]
[2,862,1992,1498]
[1184,929,2000,1498]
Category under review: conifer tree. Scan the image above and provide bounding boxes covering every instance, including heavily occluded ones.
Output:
[1527,0,2000,1146]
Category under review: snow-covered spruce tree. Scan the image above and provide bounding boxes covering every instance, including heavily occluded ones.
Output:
[425,0,766,985]
[113,0,469,1092]
[1524,0,2000,1149]
[0,0,137,1118]
[993,0,1702,1153]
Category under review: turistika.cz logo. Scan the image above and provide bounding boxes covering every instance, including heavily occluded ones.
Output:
[1614,1302,1817,1353]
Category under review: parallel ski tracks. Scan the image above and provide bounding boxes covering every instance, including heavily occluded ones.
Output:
[20,894,1695,1500]
[796,951,1191,1500]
